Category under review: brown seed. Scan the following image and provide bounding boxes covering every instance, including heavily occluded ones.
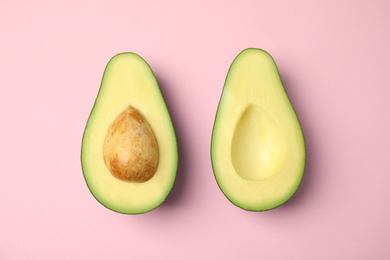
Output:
[103,106,159,182]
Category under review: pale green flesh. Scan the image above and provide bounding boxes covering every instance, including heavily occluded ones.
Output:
[81,53,178,214]
[211,48,305,211]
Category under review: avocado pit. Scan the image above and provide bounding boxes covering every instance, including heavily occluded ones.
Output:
[103,106,159,182]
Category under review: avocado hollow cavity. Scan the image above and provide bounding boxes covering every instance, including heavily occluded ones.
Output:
[103,105,159,183]
[231,104,286,182]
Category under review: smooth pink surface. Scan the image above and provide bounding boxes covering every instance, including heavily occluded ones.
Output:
[1,0,390,259]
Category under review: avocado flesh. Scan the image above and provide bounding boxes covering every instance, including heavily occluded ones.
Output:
[211,48,305,211]
[81,53,178,214]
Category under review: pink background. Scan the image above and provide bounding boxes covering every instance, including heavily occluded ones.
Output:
[1,0,390,259]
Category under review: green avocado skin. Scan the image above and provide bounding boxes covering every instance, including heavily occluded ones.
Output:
[211,48,306,212]
[81,53,178,214]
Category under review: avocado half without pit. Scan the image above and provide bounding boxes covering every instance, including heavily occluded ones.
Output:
[211,48,306,211]
[81,53,178,214]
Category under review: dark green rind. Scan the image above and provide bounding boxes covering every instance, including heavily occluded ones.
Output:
[81,52,178,214]
[210,48,306,212]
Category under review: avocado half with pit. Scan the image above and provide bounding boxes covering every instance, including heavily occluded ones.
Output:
[211,48,306,211]
[81,53,178,214]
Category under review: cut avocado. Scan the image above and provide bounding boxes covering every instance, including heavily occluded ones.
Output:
[81,53,178,214]
[211,48,305,211]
